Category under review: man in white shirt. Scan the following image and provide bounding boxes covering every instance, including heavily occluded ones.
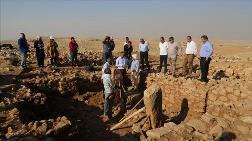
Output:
[116,52,128,88]
[167,37,179,76]
[183,36,197,77]
[159,37,168,72]
[139,38,150,70]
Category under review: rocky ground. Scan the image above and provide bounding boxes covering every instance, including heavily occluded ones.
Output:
[0,38,252,141]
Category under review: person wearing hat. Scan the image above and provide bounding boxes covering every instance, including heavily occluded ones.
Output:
[130,54,140,91]
[69,37,78,66]
[34,36,45,67]
[18,33,29,68]
[46,36,59,67]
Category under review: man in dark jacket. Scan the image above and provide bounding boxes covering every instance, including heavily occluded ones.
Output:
[102,36,114,64]
[34,36,45,67]
[18,33,29,68]
[69,37,78,66]
[124,41,133,61]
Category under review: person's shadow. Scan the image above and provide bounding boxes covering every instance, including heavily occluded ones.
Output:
[215,132,236,141]
[169,98,189,124]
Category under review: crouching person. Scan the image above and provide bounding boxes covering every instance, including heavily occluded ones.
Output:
[131,54,140,91]
[103,68,115,120]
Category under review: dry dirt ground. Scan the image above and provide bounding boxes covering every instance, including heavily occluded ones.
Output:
[0,38,252,141]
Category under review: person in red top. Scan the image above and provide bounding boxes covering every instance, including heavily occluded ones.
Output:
[69,37,78,66]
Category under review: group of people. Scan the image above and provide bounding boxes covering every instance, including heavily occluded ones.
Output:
[17,33,213,120]
[101,35,213,119]
[17,33,79,68]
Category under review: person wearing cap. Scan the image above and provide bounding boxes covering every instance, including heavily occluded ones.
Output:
[124,41,133,61]
[167,37,179,76]
[46,36,59,67]
[18,33,29,68]
[199,35,213,82]
[69,37,78,66]
[116,52,129,88]
[139,38,150,70]
[183,36,197,77]
[103,68,115,120]
[159,37,168,73]
[34,36,45,67]
[130,54,140,91]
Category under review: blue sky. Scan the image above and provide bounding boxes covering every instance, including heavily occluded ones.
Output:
[1,0,252,40]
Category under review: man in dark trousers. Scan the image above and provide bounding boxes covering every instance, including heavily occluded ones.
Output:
[199,35,213,82]
[69,37,78,66]
[102,36,114,64]
[18,33,29,68]
[139,38,150,70]
[34,36,45,67]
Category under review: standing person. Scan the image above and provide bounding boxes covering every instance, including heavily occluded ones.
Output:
[102,36,113,63]
[116,52,128,88]
[167,37,179,76]
[102,58,113,80]
[34,36,45,67]
[158,37,168,73]
[110,36,115,55]
[69,37,78,66]
[46,36,59,67]
[124,37,130,46]
[139,38,150,70]
[182,36,197,77]
[18,33,29,68]
[199,35,213,82]
[124,41,133,60]
[130,54,140,91]
[103,68,115,120]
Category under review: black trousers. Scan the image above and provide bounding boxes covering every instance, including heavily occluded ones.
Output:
[70,50,78,65]
[50,57,58,66]
[159,55,168,71]
[103,52,112,64]
[118,69,127,87]
[200,57,211,82]
[140,51,150,70]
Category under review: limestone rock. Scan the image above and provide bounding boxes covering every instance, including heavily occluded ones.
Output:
[146,127,171,139]
[186,118,209,133]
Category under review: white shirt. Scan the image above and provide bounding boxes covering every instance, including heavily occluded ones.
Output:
[116,56,128,69]
[186,41,197,55]
[139,42,149,52]
[101,62,110,79]
[159,41,168,55]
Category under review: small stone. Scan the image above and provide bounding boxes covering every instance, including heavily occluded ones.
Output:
[209,125,223,137]
[239,116,252,124]
[186,119,209,133]
[146,127,171,139]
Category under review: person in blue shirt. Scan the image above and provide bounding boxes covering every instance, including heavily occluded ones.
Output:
[18,33,29,68]
[139,38,150,70]
[199,35,213,82]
